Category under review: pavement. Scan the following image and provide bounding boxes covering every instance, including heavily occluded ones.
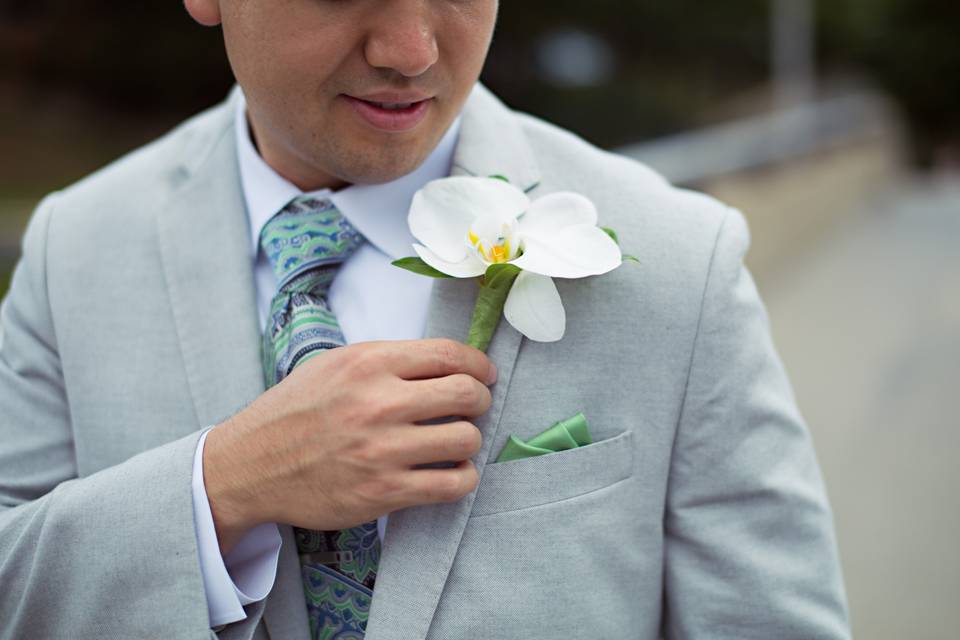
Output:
[758,174,960,639]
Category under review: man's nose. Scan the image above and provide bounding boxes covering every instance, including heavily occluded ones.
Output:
[363,2,439,78]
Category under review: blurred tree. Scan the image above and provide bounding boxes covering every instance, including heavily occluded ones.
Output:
[485,0,771,146]
[0,0,955,161]
[0,2,233,112]
[0,0,772,146]
[820,0,960,165]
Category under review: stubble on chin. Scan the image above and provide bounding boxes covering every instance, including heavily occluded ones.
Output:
[310,125,441,187]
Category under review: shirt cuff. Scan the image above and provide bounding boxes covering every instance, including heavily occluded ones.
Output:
[192,427,283,628]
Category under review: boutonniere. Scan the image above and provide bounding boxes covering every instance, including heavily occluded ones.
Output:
[393,175,635,352]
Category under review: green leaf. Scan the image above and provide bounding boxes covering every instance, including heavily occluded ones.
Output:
[622,254,640,263]
[391,257,454,278]
[481,263,522,288]
[601,226,619,244]
[467,263,522,352]
[488,174,510,183]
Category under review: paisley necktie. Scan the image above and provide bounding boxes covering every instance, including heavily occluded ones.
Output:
[260,195,380,640]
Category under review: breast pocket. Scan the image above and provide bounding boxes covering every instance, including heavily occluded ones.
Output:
[470,429,635,517]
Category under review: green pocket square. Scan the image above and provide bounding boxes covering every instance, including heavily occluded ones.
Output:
[494,412,593,463]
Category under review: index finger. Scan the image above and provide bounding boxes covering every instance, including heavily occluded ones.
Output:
[379,338,497,384]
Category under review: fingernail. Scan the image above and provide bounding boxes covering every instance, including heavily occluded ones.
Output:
[487,362,498,385]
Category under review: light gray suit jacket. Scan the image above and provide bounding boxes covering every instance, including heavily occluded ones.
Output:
[0,83,849,639]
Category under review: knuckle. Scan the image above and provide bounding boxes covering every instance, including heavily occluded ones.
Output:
[367,391,403,424]
[434,339,463,373]
[347,345,381,379]
[432,472,468,501]
[335,400,368,432]
[361,473,404,506]
[352,437,385,467]
[449,374,480,406]
[451,422,482,456]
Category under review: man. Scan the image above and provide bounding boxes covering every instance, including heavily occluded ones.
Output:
[0,1,850,638]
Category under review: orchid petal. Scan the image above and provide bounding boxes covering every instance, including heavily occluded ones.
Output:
[518,192,598,239]
[409,177,531,263]
[503,271,566,342]
[413,243,486,278]
[512,224,622,279]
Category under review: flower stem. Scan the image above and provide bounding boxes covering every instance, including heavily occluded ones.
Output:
[466,264,522,352]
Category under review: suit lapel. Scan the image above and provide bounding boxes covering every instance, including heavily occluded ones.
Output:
[363,83,541,640]
[156,91,316,638]
[155,91,266,430]
[155,91,312,637]
[448,83,541,193]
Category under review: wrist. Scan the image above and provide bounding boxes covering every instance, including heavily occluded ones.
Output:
[203,422,263,556]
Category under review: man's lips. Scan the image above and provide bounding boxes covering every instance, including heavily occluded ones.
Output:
[343,94,433,132]
[351,90,434,104]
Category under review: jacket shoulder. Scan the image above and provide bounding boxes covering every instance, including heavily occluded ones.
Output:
[45,95,235,224]
[514,110,743,265]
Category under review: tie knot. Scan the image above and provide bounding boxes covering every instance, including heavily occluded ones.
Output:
[259,196,365,291]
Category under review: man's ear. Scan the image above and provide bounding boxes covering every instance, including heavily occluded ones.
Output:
[183,0,222,26]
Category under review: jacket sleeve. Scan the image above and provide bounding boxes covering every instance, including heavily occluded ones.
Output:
[0,195,264,640]
[661,207,850,639]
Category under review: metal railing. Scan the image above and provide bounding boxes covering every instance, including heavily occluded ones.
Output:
[615,91,899,186]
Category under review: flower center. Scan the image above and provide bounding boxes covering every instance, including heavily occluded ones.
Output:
[467,215,521,265]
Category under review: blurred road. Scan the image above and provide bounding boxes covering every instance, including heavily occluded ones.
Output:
[760,175,960,639]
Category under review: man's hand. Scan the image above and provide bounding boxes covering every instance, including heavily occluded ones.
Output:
[203,339,497,555]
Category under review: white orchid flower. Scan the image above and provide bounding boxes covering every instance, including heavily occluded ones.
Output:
[407,176,622,343]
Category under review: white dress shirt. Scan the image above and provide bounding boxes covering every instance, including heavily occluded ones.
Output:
[191,89,462,627]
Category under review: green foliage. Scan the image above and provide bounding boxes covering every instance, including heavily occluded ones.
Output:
[391,257,454,279]
[467,264,522,352]
[480,263,522,289]
[600,227,639,263]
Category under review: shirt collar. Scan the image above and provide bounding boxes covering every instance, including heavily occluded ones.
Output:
[235,88,462,260]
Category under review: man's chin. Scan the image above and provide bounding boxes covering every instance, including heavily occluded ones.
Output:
[330,152,429,187]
